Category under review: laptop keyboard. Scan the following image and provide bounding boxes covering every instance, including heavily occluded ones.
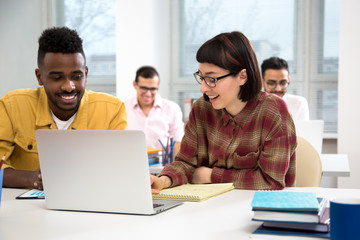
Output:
[153,203,164,208]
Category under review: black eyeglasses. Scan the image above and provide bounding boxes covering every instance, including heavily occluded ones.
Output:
[265,80,290,90]
[193,72,234,88]
[137,85,158,93]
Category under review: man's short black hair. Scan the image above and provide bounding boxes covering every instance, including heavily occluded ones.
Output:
[37,27,85,67]
[261,57,289,78]
[135,66,159,83]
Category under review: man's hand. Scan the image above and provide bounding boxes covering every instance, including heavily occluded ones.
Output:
[33,169,42,189]
[191,166,212,184]
[150,175,171,194]
[3,168,43,189]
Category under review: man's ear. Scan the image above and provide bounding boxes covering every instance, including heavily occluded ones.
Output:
[35,69,43,86]
[84,66,88,84]
[132,81,137,89]
[238,69,247,86]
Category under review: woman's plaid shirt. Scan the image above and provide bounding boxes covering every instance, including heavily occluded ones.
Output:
[160,91,297,190]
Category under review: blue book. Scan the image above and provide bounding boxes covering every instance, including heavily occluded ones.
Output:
[251,191,320,212]
[251,224,330,239]
[252,193,328,223]
[261,207,330,233]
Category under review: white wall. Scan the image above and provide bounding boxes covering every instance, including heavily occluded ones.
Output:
[337,0,360,188]
[0,0,172,101]
[116,0,171,102]
[0,0,49,98]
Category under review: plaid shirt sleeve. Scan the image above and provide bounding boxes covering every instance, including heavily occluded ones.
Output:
[158,102,199,186]
[160,92,296,190]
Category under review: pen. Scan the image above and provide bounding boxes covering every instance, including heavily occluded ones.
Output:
[0,153,5,169]
[168,137,173,163]
[169,140,176,163]
[158,139,168,165]
[158,139,166,150]
[164,137,170,165]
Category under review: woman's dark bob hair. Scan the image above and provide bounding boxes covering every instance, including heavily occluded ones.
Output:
[196,31,262,102]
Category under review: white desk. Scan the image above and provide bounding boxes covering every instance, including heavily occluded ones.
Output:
[320,154,350,188]
[320,154,350,177]
[1,187,360,240]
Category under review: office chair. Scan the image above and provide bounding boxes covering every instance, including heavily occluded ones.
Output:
[295,136,322,187]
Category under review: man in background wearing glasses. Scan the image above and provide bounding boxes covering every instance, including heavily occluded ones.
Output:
[261,57,309,121]
[124,66,184,149]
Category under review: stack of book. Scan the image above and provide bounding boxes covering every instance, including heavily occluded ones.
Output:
[147,147,163,165]
[250,191,330,239]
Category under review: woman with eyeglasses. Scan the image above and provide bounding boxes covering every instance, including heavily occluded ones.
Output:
[151,31,296,192]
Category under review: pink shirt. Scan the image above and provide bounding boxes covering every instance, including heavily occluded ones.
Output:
[124,94,184,149]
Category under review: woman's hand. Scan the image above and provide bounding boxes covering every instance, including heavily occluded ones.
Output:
[191,166,212,184]
[150,174,171,194]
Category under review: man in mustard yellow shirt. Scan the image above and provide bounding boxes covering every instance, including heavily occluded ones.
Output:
[0,27,127,189]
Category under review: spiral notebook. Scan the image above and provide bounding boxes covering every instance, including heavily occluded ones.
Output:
[152,183,234,202]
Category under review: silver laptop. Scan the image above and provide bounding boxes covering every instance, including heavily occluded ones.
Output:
[35,129,182,215]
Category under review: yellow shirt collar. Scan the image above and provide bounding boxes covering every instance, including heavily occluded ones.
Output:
[35,88,89,130]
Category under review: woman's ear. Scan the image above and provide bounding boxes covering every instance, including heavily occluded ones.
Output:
[238,69,247,86]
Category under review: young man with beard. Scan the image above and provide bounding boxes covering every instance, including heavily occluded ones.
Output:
[261,57,309,121]
[0,27,127,189]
